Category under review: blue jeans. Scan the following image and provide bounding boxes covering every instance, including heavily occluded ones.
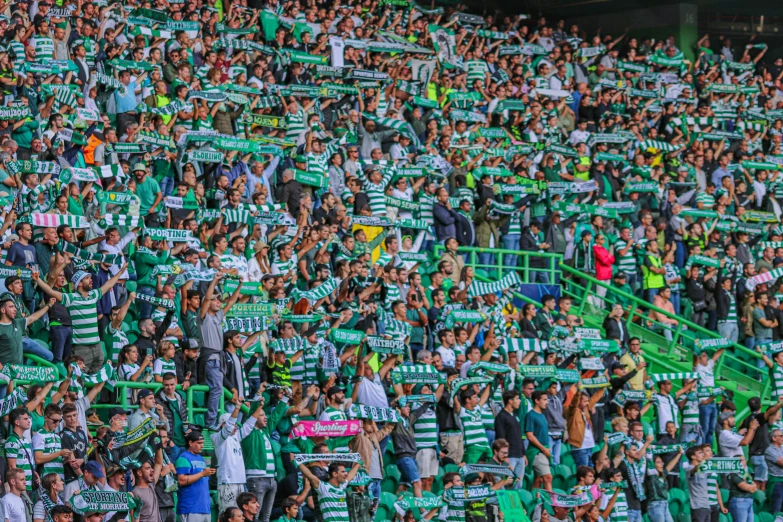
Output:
[750,455,768,482]
[699,402,718,446]
[49,325,73,363]
[502,234,520,271]
[770,481,783,513]
[397,456,421,484]
[648,501,674,522]
[23,337,53,362]
[137,285,156,320]
[369,479,381,503]
[675,241,686,268]
[548,436,562,465]
[670,292,681,315]
[486,429,496,446]
[531,270,551,285]
[628,509,642,522]
[477,252,495,269]
[159,176,175,197]
[645,288,660,303]
[205,358,222,427]
[508,457,525,489]
[729,497,753,522]
[571,447,592,467]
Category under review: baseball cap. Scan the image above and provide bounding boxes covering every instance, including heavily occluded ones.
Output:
[185,338,201,351]
[719,411,734,424]
[137,389,154,401]
[218,413,232,427]
[109,407,131,418]
[185,430,204,443]
[326,386,343,399]
[84,461,105,478]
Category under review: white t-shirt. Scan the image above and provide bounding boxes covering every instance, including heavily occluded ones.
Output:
[436,345,456,368]
[2,493,26,522]
[695,360,715,387]
[719,429,744,458]
[357,374,389,409]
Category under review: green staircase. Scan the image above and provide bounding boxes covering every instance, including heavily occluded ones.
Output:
[439,245,768,420]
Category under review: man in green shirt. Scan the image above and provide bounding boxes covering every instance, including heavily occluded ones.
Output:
[524,390,552,491]
[0,294,52,365]
[133,163,163,226]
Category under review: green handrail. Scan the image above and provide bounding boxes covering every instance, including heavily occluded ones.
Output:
[432,245,563,283]
[445,244,769,399]
[558,263,764,363]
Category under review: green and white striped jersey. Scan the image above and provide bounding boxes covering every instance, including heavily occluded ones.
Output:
[355,168,394,216]
[419,193,435,224]
[104,324,129,364]
[465,59,489,83]
[681,393,699,425]
[8,41,25,67]
[316,481,350,522]
[614,240,637,275]
[695,191,715,209]
[412,404,438,448]
[285,108,306,142]
[707,473,719,504]
[609,489,629,522]
[33,429,64,479]
[718,290,737,324]
[31,35,55,62]
[460,406,489,448]
[61,290,103,345]
[771,363,783,400]
[6,434,34,490]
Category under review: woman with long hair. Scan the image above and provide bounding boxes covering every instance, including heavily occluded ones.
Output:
[117,343,153,402]
[33,473,65,522]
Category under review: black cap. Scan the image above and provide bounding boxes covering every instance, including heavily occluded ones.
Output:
[109,407,131,418]
[137,389,154,401]
[326,386,344,399]
[185,430,204,443]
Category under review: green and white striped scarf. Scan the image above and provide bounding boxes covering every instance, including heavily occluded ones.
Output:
[58,240,123,265]
[467,271,521,298]
[651,372,699,383]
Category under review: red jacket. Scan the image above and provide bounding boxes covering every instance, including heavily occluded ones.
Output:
[593,245,615,281]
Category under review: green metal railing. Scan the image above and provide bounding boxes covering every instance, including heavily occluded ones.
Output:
[443,245,768,404]
[16,354,246,430]
[557,264,767,397]
[432,245,563,283]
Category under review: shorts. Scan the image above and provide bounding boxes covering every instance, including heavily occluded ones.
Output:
[751,455,769,482]
[415,448,438,478]
[440,432,464,463]
[179,515,211,522]
[533,452,551,477]
[218,483,246,514]
[397,456,421,484]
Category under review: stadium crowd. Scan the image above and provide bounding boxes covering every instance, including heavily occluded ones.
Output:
[0,1,783,522]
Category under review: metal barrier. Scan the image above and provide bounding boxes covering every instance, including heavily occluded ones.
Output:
[432,245,563,284]
[558,264,767,397]
[439,245,768,401]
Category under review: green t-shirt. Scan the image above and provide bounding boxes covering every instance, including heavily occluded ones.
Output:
[405,308,425,344]
[135,175,162,214]
[523,409,549,459]
[0,317,26,365]
[728,473,753,498]
[754,307,772,339]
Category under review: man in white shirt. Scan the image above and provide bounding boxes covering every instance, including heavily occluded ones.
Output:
[719,411,759,457]
[2,468,28,522]
[435,329,457,368]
